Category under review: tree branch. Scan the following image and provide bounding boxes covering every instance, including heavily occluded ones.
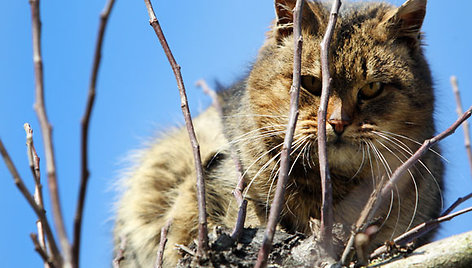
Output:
[378,230,472,268]
[73,0,116,265]
[450,76,472,178]
[155,219,172,268]
[441,192,472,217]
[255,1,304,267]
[143,0,209,259]
[195,79,248,241]
[31,233,55,268]
[381,106,471,198]
[28,0,72,266]
[195,80,222,115]
[24,123,49,267]
[341,105,472,265]
[369,192,472,259]
[0,139,62,267]
[318,0,341,252]
[371,206,472,260]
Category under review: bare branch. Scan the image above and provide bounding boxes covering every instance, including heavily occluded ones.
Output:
[36,220,50,268]
[255,1,304,267]
[24,123,41,184]
[230,199,248,241]
[0,139,62,267]
[31,233,55,268]
[195,79,248,241]
[369,192,472,259]
[73,0,116,265]
[155,219,172,268]
[381,106,471,198]
[341,105,472,265]
[370,206,472,259]
[195,80,222,115]
[24,123,49,266]
[318,0,342,251]
[375,230,472,268]
[28,0,72,266]
[441,192,472,217]
[450,76,472,178]
[143,0,209,258]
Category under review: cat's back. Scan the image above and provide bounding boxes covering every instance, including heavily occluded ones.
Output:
[114,106,227,266]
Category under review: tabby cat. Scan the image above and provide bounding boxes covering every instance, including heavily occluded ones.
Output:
[114,0,443,266]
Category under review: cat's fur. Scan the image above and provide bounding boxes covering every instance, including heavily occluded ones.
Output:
[114,0,443,266]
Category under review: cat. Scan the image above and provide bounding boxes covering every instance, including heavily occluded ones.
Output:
[114,0,443,266]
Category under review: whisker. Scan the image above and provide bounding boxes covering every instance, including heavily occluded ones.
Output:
[222,113,288,119]
[228,125,286,145]
[305,138,313,169]
[366,140,398,234]
[377,130,447,162]
[363,139,376,188]
[241,142,285,198]
[288,136,312,176]
[264,135,311,216]
[374,131,444,213]
[373,140,403,236]
[228,131,286,150]
[244,133,305,200]
[376,138,419,233]
[350,142,367,180]
[210,127,287,168]
[266,136,308,191]
[368,140,392,176]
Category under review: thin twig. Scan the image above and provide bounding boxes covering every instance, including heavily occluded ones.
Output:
[36,221,50,268]
[370,206,472,259]
[176,244,196,257]
[195,79,248,241]
[195,80,222,114]
[441,192,472,217]
[24,123,41,185]
[0,139,62,267]
[155,219,172,268]
[31,233,55,268]
[112,235,126,268]
[24,123,49,266]
[73,0,116,265]
[372,191,472,256]
[28,0,72,266]
[143,0,209,258]
[450,76,472,178]
[230,199,248,241]
[318,0,341,252]
[341,106,472,265]
[255,1,304,267]
[381,106,471,198]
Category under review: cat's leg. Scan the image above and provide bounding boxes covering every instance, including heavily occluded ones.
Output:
[161,176,201,266]
[114,172,201,267]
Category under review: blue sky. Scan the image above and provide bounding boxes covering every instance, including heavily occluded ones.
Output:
[1,1,471,267]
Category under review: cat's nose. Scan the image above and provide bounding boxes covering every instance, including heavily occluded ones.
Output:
[327,119,351,135]
[328,106,352,135]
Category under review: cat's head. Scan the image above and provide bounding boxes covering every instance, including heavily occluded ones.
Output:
[246,0,435,174]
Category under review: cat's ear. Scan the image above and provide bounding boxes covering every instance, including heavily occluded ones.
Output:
[380,0,427,47]
[274,0,297,40]
[273,0,324,43]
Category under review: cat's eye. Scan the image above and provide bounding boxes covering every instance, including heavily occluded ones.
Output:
[301,75,322,96]
[358,82,384,101]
